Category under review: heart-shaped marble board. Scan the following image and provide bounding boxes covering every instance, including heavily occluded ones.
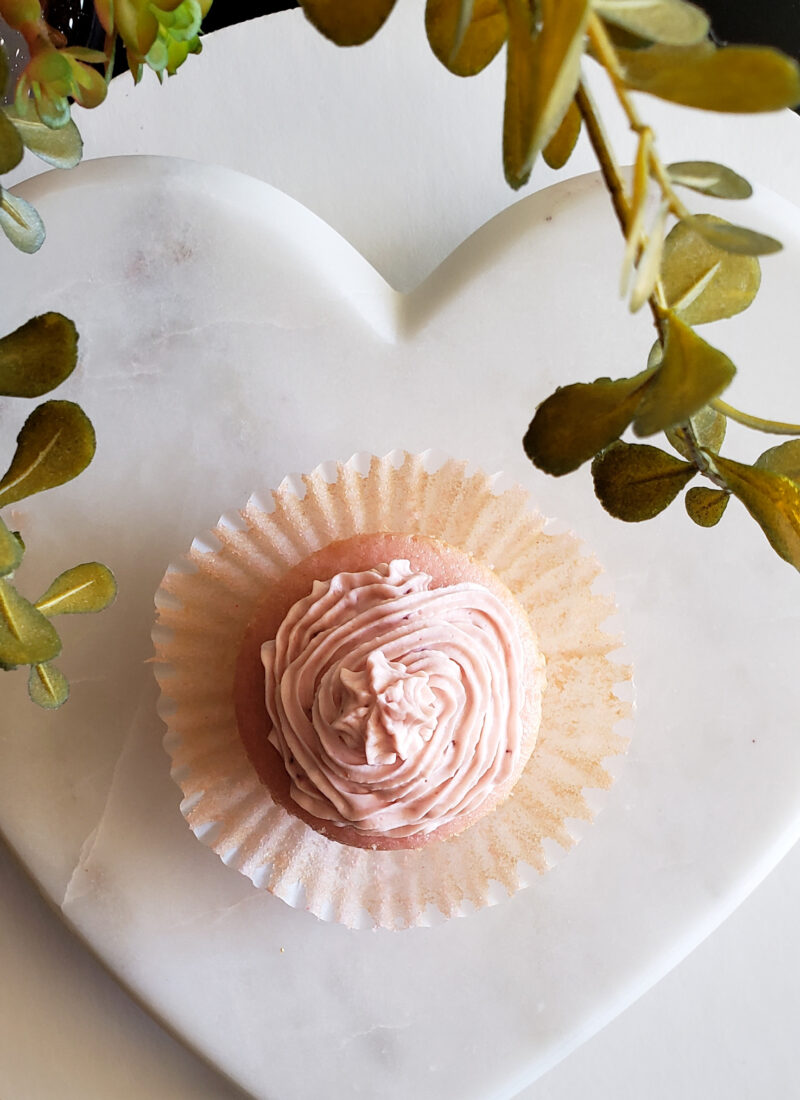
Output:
[1,152,800,1100]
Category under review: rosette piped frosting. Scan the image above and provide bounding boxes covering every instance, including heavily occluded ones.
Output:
[261,559,531,839]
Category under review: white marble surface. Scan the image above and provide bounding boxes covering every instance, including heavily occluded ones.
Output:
[3,5,800,1098]
[4,834,800,1099]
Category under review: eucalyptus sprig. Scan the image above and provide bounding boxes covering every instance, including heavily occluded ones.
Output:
[0,0,212,252]
[0,314,116,707]
[299,0,800,572]
[0,2,212,709]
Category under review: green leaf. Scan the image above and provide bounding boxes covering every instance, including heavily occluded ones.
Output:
[524,368,655,475]
[543,97,582,169]
[666,161,752,200]
[0,400,96,508]
[11,87,37,124]
[35,562,116,616]
[32,88,71,130]
[633,312,735,436]
[503,0,591,189]
[28,661,70,709]
[595,0,709,47]
[660,215,761,325]
[0,110,24,173]
[0,578,62,667]
[0,517,24,577]
[681,213,781,257]
[754,440,800,484]
[618,42,800,113]
[666,404,727,460]
[711,453,800,570]
[685,485,729,527]
[592,440,696,521]
[426,0,508,77]
[146,34,170,73]
[0,313,79,398]
[0,43,8,93]
[5,109,83,168]
[0,189,45,253]
[300,0,397,46]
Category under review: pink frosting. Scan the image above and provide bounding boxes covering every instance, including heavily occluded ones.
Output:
[261,560,529,838]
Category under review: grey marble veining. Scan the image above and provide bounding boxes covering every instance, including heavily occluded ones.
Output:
[1,153,799,1099]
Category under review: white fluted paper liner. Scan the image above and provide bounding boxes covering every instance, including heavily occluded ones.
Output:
[154,451,631,930]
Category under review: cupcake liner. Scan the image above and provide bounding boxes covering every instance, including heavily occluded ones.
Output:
[153,451,632,930]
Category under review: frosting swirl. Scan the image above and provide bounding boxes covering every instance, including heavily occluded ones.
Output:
[261,560,528,838]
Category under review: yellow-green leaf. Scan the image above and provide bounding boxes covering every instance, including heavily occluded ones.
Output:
[115,0,160,55]
[0,110,24,173]
[503,0,591,189]
[685,485,729,527]
[633,312,735,436]
[300,0,397,46]
[620,128,651,296]
[0,313,78,398]
[666,404,726,460]
[5,108,83,169]
[646,339,663,371]
[0,400,96,508]
[0,578,62,667]
[755,440,800,484]
[425,0,508,77]
[61,46,108,64]
[28,661,70,708]
[0,517,23,577]
[35,562,116,616]
[594,0,709,46]
[67,56,108,110]
[711,453,800,570]
[524,368,655,475]
[4,0,47,26]
[660,215,761,325]
[126,48,144,84]
[618,42,800,113]
[503,0,536,188]
[93,0,113,32]
[592,440,696,521]
[667,161,752,200]
[0,189,45,253]
[543,97,582,169]
[681,213,781,257]
[604,23,656,50]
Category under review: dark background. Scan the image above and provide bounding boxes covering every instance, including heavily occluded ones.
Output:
[40,1,800,69]
[199,2,800,61]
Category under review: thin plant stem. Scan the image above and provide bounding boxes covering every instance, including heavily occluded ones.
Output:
[712,398,800,436]
[587,13,690,221]
[672,424,728,489]
[575,80,665,339]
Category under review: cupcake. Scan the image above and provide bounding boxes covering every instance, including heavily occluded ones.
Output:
[154,452,630,929]
[235,532,547,851]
